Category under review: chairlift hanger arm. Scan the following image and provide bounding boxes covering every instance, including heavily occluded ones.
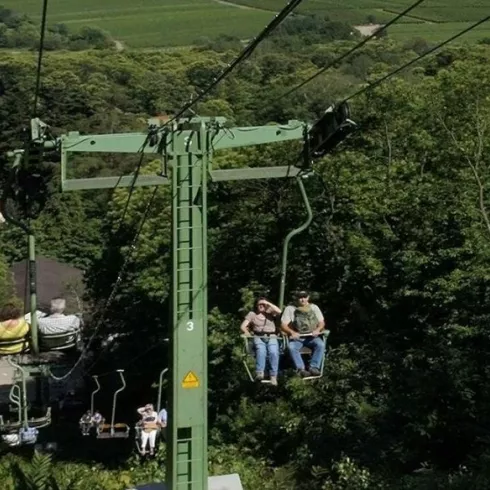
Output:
[52,119,309,154]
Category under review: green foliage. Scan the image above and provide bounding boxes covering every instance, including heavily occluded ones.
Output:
[0,248,17,304]
[2,36,490,490]
[0,5,113,51]
[0,0,273,48]
[10,451,74,490]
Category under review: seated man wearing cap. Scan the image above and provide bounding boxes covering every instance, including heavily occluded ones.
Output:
[280,290,326,377]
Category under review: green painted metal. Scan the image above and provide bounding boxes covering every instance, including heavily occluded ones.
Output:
[168,120,208,490]
[28,234,39,355]
[59,121,307,192]
[210,166,300,182]
[157,368,168,414]
[9,384,22,425]
[278,176,313,309]
[52,116,310,490]
[8,358,29,429]
[62,175,169,191]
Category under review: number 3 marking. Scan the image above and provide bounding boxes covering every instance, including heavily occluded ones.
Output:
[186,321,194,331]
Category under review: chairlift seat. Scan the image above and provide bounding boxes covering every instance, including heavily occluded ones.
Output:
[0,337,29,355]
[0,420,22,432]
[97,423,130,439]
[28,408,51,429]
[39,330,78,351]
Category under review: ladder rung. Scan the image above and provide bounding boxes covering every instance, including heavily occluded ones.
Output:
[177,268,202,272]
[177,247,202,252]
[177,184,202,189]
[177,226,203,231]
[176,205,202,210]
[176,458,204,463]
[177,288,202,294]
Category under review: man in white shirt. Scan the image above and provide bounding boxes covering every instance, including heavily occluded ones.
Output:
[38,298,81,336]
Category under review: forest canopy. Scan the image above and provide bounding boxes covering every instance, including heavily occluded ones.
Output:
[1,32,490,489]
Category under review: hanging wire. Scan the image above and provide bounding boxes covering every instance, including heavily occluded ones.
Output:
[342,14,490,104]
[272,0,427,103]
[117,0,305,240]
[114,141,149,233]
[162,0,305,128]
[48,187,159,381]
[32,0,49,117]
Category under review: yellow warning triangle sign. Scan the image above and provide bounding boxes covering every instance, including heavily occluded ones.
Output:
[182,371,199,389]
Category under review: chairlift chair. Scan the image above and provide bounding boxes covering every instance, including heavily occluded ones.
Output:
[241,334,286,384]
[39,330,80,352]
[0,337,29,356]
[0,358,50,446]
[96,369,130,440]
[135,368,168,454]
[80,375,103,436]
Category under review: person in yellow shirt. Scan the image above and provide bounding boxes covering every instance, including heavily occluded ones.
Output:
[0,303,29,355]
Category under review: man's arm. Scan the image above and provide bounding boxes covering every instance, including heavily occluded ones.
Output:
[312,305,326,335]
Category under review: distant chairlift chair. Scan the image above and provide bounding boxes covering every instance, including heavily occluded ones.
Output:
[0,358,51,447]
[80,375,104,436]
[135,368,168,454]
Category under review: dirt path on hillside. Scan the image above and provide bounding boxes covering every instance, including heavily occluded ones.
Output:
[353,24,383,36]
[114,40,125,52]
[212,0,272,12]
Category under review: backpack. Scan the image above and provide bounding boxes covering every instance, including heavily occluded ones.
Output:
[293,306,318,334]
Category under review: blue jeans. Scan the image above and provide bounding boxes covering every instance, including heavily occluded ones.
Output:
[253,337,279,376]
[288,336,325,370]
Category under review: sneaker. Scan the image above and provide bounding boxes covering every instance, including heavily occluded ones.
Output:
[255,371,264,381]
[309,368,321,376]
[270,376,278,386]
[298,369,309,378]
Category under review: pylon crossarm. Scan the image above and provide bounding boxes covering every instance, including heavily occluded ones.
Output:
[55,120,310,191]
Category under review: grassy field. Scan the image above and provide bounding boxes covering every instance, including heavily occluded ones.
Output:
[2,0,489,47]
[0,0,272,48]
[231,0,490,42]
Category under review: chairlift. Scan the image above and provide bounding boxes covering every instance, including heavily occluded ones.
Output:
[39,329,80,352]
[96,369,130,439]
[0,358,51,446]
[135,368,168,455]
[79,375,104,436]
[240,174,315,385]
